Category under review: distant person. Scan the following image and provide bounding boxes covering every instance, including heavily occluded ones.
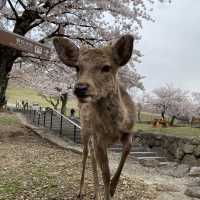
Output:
[70,108,75,118]
[21,100,25,110]
[16,100,20,109]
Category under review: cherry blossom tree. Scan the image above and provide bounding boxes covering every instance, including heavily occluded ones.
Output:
[146,85,194,125]
[192,92,200,116]
[0,0,170,109]
[11,60,75,114]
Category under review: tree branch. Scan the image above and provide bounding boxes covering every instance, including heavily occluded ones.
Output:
[17,0,27,10]
[7,0,19,19]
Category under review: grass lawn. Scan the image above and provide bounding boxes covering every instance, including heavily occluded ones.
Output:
[0,113,20,125]
[6,85,78,110]
[135,122,200,138]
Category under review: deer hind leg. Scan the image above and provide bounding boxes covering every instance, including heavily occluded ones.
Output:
[110,131,133,197]
[95,143,111,200]
[77,135,90,199]
[89,139,100,200]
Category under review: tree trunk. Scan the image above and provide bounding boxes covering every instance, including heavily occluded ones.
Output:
[137,103,142,122]
[60,93,68,115]
[161,110,165,119]
[0,9,42,110]
[0,73,8,109]
[138,111,141,122]
[50,98,59,110]
[170,116,176,126]
[0,45,20,109]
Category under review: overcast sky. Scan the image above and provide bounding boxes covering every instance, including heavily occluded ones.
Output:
[136,0,200,93]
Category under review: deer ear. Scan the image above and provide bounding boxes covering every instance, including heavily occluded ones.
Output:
[112,34,134,66]
[53,37,79,67]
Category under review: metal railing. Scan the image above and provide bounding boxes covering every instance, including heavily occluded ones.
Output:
[16,105,81,144]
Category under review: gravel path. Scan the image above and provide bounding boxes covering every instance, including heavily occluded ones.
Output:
[0,114,157,200]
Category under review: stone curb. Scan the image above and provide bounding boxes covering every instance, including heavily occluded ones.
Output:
[16,113,83,155]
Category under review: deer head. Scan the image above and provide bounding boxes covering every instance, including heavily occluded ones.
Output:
[53,35,134,103]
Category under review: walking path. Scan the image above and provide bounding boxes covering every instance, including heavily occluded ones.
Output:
[17,113,199,200]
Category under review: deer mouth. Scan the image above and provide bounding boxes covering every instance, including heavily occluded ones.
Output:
[77,95,93,103]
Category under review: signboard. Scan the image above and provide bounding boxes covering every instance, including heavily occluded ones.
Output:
[0,29,51,59]
[0,0,6,10]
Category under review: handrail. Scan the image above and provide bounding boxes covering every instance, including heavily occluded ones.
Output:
[52,108,81,129]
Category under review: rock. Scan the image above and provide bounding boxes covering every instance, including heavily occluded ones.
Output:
[175,148,185,160]
[159,161,178,168]
[139,159,160,167]
[187,178,200,187]
[168,142,178,155]
[160,164,189,178]
[194,146,200,157]
[191,138,200,145]
[182,154,198,166]
[155,139,161,146]
[155,183,180,192]
[173,164,190,178]
[183,144,195,154]
[185,186,200,198]
[189,167,200,177]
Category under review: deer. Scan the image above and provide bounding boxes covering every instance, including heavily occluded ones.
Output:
[53,34,136,200]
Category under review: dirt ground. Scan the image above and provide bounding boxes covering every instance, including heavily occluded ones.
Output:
[0,113,157,200]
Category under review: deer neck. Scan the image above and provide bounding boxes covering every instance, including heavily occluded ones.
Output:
[93,86,124,124]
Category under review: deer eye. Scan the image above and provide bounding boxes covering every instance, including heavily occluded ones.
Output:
[101,65,111,73]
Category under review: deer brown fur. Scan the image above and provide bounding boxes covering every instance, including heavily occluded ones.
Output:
[53,34,136,200]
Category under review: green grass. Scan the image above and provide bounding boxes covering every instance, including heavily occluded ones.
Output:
[6,85,78,110]
[135,123,200,138]
[0,181,21,196]
[0,114,20,125]
[6,85,49,107]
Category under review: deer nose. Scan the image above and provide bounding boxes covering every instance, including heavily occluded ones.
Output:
[74,83,89,97]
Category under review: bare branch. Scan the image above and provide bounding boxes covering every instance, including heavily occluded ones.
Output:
[7,0,19,19]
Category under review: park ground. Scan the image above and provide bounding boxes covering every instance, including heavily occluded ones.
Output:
[0,112,157,200]
[1,112,197,200]
[6,84,200,138]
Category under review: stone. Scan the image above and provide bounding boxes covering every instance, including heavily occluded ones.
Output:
[155,139,161,146]
[183,144,195,154]
[139,159,160,167]
[187,178,200,187]
[189,167,200,177]
[155,183,180,192]
[160,164,189,178]
[185,186,200,198]
[175,148,185,160]
[191,138,200,145]
[173,164,190,178]
[168,142,178,156]
[194,146,200,157]
[182,154,198,166]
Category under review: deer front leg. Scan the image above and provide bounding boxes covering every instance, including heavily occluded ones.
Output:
[110,131,133,197]
[95,144,111,200]
[89,139,100,200]
[77,136,90,199]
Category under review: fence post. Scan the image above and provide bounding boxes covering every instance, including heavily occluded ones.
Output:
[43,111,46,127]
[60,115,63,136]
[38,112,40,126]
[50,109,53,129]
[73,125,76,143]
[29,107,32,118]
[33,110,36,123]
